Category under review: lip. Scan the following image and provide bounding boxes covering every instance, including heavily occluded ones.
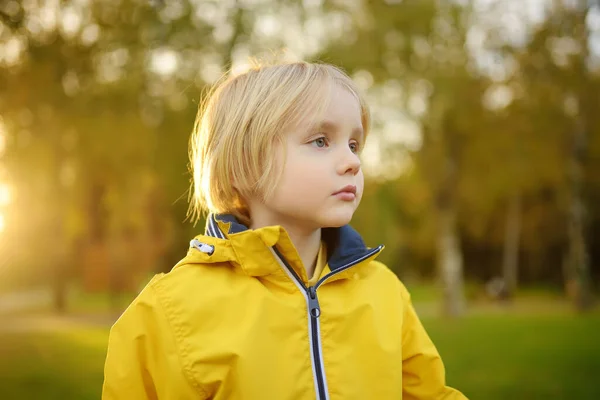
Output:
[333,185,357,195]
[332,185,357,199]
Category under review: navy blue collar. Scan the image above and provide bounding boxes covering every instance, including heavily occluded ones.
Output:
[204,213,382,272]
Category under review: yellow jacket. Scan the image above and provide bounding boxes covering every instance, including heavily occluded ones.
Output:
[102,214,467,400]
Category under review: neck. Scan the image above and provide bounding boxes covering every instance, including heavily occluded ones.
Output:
[249,214,322,280]
[285,225,322,280]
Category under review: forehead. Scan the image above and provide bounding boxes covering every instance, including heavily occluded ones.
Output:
[324,85,362,121]
[287,80,362,130]
[310,84,364,135]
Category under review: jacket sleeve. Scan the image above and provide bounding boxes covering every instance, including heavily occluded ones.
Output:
[399,282,468,400]
[102,281,205,400]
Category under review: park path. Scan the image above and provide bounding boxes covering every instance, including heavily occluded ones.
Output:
[0,288,117,332]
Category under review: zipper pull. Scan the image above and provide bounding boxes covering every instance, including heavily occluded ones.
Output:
[307,286,321,318]
[190,239,214,255]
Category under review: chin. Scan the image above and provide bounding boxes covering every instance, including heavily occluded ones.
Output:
[319,209,355,228]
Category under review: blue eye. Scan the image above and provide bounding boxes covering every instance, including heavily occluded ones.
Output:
[349,141,360,153]
[312,137,328,148]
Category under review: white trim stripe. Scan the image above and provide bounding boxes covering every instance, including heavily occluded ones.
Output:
[205,214,225,239]
[206,218,216,237]
[211,214,225,239]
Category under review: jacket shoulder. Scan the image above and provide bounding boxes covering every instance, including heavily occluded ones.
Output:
[151,259,236,298]
[358,259,413,301]
[145,261,246,330]
[360,259,402,283]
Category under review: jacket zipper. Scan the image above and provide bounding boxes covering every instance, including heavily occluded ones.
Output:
[271,245,383,400]
[307,285,327,400]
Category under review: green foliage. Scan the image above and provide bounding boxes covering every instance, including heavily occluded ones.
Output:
[0,0,598,292]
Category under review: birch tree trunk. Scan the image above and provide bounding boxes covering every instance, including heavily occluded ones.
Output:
[432,98,466,317]
[502,192,521,298]
[560,0,593,311]
[565,116,592,310]
[437,201,466,316]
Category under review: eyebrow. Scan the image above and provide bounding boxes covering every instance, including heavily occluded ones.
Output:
[317,120,364,141]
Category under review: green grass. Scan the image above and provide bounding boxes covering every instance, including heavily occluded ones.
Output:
[424,312,600,399]
[0,309,599,399]
[0,328,109,400]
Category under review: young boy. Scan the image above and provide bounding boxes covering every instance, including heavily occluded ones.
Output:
[102,61,467,399]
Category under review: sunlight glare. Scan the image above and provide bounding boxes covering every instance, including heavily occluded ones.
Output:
[0,183,12,207]
[150,48,179,76]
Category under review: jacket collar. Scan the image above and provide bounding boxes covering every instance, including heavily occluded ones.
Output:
[179,213,383,284]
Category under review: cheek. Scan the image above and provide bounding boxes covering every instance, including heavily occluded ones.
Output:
[283,160,324,189]
[356,171,365,201]
[274,156,329,199]
[356,170,365,189]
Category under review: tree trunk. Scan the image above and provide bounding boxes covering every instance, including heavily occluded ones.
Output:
[565,116,592,311]
[561,0,593,311]
[52,136,69,314]
[435,133,465,317]
[437,202,466,317]
[428,96,466,317]
[502,191,521,298]
[52,230,68,314]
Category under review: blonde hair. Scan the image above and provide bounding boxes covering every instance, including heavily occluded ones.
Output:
[188,60,370,226]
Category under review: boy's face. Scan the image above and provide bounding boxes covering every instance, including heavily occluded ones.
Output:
[253,84,364,230]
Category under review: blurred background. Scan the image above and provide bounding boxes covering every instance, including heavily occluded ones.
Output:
[1,0,599,398]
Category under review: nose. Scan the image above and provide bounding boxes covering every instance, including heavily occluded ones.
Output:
[337,147,361,176]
